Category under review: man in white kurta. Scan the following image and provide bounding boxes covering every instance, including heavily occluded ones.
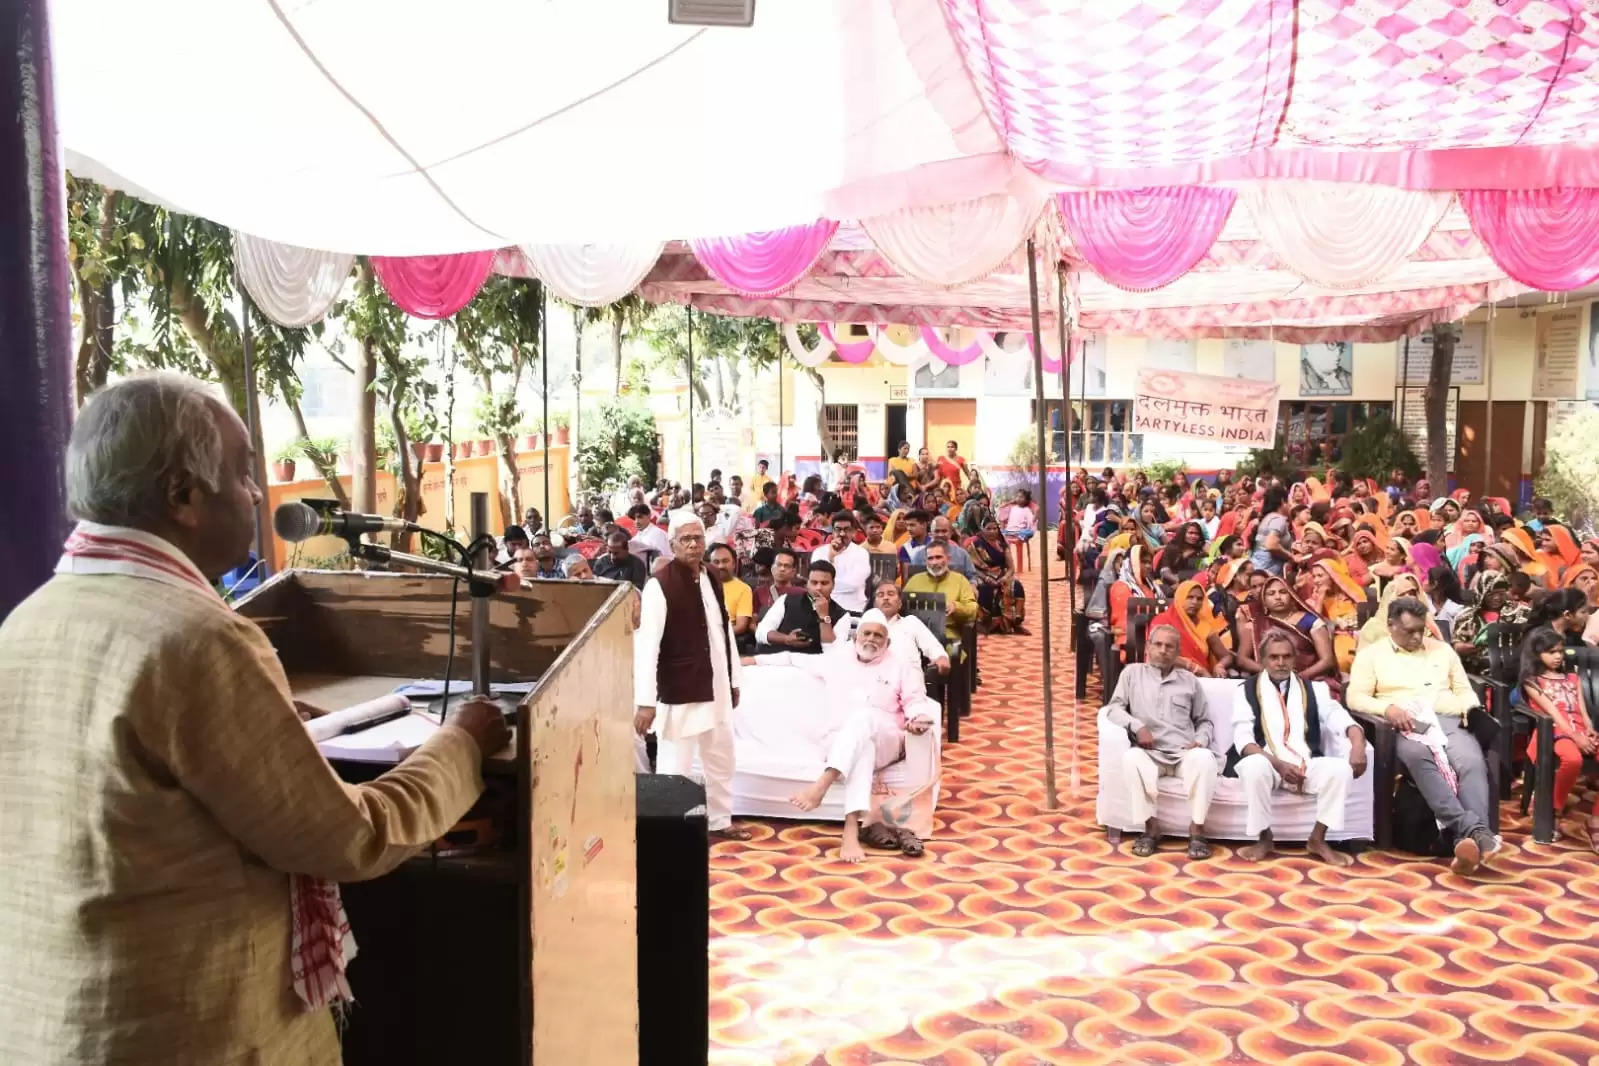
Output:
[1231,631,1367,866]
[634,515,749,840]
[872,581,950,675]
[757,611,937,861]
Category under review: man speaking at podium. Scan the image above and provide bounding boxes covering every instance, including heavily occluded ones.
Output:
[0,373,510,1066]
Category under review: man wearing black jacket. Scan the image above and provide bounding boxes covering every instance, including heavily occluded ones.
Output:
[753,560,850,653]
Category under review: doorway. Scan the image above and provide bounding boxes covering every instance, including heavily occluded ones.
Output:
[884,403,907,460]
[923,398,977,460]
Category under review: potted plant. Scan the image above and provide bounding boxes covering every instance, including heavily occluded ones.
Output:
[473,391,519,457]
[271,440,299,483]
[403,409,440,465]
[454,440,474,460]
[424,440,445,463]
[517,418,543,452]
[300,436,342,474]
[551,411,571,445]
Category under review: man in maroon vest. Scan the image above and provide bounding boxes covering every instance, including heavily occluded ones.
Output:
[633,514,751,841]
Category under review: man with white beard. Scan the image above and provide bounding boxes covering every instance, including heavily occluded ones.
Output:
[746,610,937,861]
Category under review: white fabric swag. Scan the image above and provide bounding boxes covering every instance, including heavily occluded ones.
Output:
[782,322,833,367]
[1241,184,1452,290]
[233,233,354,327]
[519,241,664,307]
[860,189,1047,287]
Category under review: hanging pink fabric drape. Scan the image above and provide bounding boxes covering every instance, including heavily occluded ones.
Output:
[690,220,838,298]
[369,251,496,318]
[1056,187,1236,292]
[918,326,985,366]
[1459,188,1599,292]
[818,322,875,364]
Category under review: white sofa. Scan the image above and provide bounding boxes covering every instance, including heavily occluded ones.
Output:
[728,661,941,835]
[1096,677,1373,843]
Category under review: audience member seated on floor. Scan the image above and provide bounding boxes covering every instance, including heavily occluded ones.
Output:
[1229,630,1368,866]
[755,559,850,653]
[754,611,938,862]
[903,543,979,643]
[811,512,871,614]
[871,582,950,675]
[754,547,806,615]
[592,528,648,589]
[1102,624,1220,860]
[1346,595,1496,875]
[706,543,755,651]
[1518,626,1599,851]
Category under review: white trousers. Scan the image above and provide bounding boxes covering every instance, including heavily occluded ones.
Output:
[1121,746,1219,832]
[822,709,881,818]
[656,721,736,831]
[1235,752,1352,838]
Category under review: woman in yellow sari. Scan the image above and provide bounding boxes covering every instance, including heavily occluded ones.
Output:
[1301,558,1367,673]
[1357,572,1441,651]
[1149,579,1233,677]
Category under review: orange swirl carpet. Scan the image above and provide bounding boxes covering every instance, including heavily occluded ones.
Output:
[708,572,1599,1065]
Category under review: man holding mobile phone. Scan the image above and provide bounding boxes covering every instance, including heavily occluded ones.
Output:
[754,560,851,654]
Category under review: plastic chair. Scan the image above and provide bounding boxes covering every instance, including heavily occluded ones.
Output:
[1005,532,1033,572]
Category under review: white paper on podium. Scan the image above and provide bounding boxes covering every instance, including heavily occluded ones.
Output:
[305,693,412,742]
[316,713,441,764]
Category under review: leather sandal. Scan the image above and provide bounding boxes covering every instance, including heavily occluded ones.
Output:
[709,825,754,842]
[896,828,925,857]
[859,822,901,850]
[1186,836,1212,860]
[1131,833,1159,857]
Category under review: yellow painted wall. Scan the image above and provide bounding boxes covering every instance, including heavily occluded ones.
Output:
[265,448,570,571]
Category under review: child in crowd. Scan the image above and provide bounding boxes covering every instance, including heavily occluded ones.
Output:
[1519,626,1599,850]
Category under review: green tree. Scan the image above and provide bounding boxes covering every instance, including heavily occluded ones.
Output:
[1536,406,1599,533]
[576,400,660,492]
[453,276,544,526]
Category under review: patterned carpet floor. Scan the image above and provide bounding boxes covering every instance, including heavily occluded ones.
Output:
[708,570,1599,1065]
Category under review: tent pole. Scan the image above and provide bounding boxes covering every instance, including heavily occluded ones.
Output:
[1025,238,1059,812]
[1057,266,1074,605]
[687,306,696,481]
[1481,316,1494,501]
[778,353,785,476]
[541,284,550,524]
[239,288,271,575]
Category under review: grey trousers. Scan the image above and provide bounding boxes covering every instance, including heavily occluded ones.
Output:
[1394,713,1490,840]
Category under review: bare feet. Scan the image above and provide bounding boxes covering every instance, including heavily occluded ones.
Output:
[788,781,830,812]
[1307,839,1354,867]
[1238,840,1275,862]
[839,837,866,863]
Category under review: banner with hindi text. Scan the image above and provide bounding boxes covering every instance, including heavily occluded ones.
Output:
[1132,368,1280,446]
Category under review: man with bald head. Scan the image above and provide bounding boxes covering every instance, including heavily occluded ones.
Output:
[909,514,977,580]
[1102,623,1219,860]
[748,610,938,861]
[635,514,750,841]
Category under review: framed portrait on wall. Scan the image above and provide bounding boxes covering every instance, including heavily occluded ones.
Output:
[1299,342,1353,396]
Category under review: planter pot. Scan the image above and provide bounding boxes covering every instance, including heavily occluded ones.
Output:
[411,441,429,463]
[424,442,445,462]
[474,438,495,457]
[517,433,540,452]
[271,459,296,483]
[453,441,473,460]
[553,427,570,445]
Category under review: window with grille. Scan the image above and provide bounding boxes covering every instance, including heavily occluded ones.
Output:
[822,404,859,461]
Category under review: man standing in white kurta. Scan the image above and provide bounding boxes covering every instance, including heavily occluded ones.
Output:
[634,515,751,841]
[753,611,937,861]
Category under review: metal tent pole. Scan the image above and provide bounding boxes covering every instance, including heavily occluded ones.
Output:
[239,289,271,575]
[1025,238,1059,812]
[778,354,785,475]
[541,285,550,524]
[687,306,696,480]
[1481,315,1494,500]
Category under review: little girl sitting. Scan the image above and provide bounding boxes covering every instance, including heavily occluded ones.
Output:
[1519,627,1599,851]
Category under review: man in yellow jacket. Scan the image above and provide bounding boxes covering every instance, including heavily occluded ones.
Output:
[903,541,978,643]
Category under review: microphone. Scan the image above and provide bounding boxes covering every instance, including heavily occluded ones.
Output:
[273,501,414,543]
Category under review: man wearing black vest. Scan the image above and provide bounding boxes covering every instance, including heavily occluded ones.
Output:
[634,514,751,841]
[753,560,851,654]
[1229,630,1367,865]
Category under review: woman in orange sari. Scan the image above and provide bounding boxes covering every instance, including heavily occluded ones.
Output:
[1343,524,1384,588]
[1562,562,1599,610]
[1300,558,1366,673]
[1536,524,1581,581]
[1149,579,1232,677]
[1108,544,1162,653]
[1499,526,1551,585]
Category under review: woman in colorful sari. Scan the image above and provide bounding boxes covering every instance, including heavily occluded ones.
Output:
[1562,563,1599,611]
[969,518,1027,635]
[1371,536,1419,589]
[1300,558,1365,673]
[1444,506,1493,553]
[1343,523,1384,589]
[1499,526,1550,585]
[1235,576,1340,696]
[1149,580,1233,677]
[1288,482,1311,510]
[1108,543,1163,652]
[1155,521,1208,587]
[1132,499,1166,553]
[1450,571,1526,675]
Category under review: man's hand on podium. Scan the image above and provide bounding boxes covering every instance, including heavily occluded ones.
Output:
[449,697,512,758]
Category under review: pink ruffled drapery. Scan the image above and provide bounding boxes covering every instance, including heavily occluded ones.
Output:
[1056,187,1236,292]
[1459,188,1599,292]
[918,326,985,366]
[1242,183,1451,289]
[818,322,876,364]
[690,220,838,298]
[369,251,496,318]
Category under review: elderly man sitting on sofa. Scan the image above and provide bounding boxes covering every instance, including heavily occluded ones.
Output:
[1230,630,1368,866]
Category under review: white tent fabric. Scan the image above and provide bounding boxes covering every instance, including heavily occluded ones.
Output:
[518,242,664,307]
[53,0,1005,253]
[1239,184,1453,290]
[233,234,354,327]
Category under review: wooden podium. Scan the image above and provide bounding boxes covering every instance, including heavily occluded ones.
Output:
[234,569,639,1066]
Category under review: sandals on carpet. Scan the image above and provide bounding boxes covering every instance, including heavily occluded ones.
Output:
[1187,836,1212,860]
[860,822,901,850]
[896,828,925,857]
[709,825,754,842]
[1131,833,1159,857]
